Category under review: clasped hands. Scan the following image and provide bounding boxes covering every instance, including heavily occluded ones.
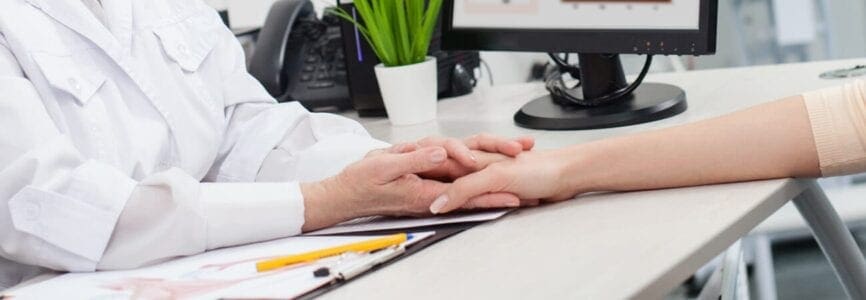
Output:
[301,133,578,232]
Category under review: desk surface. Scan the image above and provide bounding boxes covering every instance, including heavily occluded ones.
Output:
[322,58,864,299]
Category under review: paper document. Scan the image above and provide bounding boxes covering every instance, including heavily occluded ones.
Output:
[305,209,512,235]
[6,232,435,300]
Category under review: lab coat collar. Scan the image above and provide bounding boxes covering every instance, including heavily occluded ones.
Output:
[23,0,127,58]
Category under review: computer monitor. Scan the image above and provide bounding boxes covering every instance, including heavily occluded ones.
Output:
[441,0,718,130]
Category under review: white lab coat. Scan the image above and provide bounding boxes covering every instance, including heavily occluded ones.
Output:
[0,0,387,290]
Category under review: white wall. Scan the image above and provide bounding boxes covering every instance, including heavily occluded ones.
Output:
[223,0,336,28]
[478,52,546,86]
[202,0,227,10]
[226,0,274,28]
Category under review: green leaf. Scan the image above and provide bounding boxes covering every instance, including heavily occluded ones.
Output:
[374,0,399,65]
[395,0,412,64]
[327,0,442,66]
[415,0,443,62]
[407,0,423,58]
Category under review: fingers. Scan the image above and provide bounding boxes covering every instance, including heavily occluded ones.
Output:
[442,138,477,167]
[420,151,509,182]
[464,134,524,157]
[462,193,520,209]
[515,135,536,151]
[388,143,419,154]
[373,146,448,182]
[419,137,477,167]
[385,174,450,217]
[472,151,511,169]
[413,134,535,171]
[367,141,424,158]
[430,167,507,214]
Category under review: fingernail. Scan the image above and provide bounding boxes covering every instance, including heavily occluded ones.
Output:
[430,148,447,163]
[430,195,449,214]
[470,153,478,162]
[506,199,521,207]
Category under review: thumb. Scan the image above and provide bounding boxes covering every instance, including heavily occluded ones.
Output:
[429,168,505,214]
[375,146,447,182]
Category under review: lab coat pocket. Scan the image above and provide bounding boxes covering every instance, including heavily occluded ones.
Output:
[30,53,106,106]
[152,13,220,73]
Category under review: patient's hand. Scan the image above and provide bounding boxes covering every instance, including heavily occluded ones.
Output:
[429,149,576,214]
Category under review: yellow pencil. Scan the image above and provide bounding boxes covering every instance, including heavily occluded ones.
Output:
[256,233,408,272]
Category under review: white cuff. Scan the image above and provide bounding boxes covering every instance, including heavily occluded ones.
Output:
[200,182,305,249]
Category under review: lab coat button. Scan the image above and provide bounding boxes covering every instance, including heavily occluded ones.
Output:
[24,202,40,221]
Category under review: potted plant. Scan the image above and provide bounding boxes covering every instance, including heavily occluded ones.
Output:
[330,0,443,126]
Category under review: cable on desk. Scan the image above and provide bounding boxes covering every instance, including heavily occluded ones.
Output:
[480,59,494,86]
[544,53,653,107]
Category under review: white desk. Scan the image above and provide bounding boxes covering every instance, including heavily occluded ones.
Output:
[321,58,866,299]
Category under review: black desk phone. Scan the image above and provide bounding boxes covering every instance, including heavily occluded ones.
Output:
[249,0,352,110]
[248,0,480,113]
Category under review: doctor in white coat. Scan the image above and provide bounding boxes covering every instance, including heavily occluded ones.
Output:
[0,0,532,289]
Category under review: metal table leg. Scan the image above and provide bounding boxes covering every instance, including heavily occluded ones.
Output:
[721,240,743,300]
[752,235,778,300]
[793,180,866,299]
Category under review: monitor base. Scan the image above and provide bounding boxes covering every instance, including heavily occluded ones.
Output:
[514,82,687,130]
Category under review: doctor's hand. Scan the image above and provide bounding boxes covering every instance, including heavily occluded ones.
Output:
[429,149,580,214]
[394,134,535,181]
[300,145,522,232]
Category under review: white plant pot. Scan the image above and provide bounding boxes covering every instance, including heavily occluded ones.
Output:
[374,57,438,126]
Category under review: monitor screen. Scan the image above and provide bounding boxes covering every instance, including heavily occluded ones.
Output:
[441,0,717,55]
[452,0,700,31]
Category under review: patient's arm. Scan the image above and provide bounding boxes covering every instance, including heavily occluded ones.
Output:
[573,79,866,192]
[432,90,838,213]
[563,95,821,193]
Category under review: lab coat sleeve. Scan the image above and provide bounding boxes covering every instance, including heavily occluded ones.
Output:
[0,35,137,272]
[103,12,389,269]
[104,10,388,270]
[97,169,305,269]
[196,15,388,245]
[101,13,370,268]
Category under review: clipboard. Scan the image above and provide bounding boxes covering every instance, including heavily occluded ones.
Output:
[4,217,491,299]
[298,221,478,299]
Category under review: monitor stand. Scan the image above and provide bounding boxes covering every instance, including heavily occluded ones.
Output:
[514,54,687,130]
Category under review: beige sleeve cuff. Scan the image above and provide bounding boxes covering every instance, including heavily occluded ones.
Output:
[803,79,866,176]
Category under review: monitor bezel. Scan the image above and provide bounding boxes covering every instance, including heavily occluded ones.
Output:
[441,0,717,55]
